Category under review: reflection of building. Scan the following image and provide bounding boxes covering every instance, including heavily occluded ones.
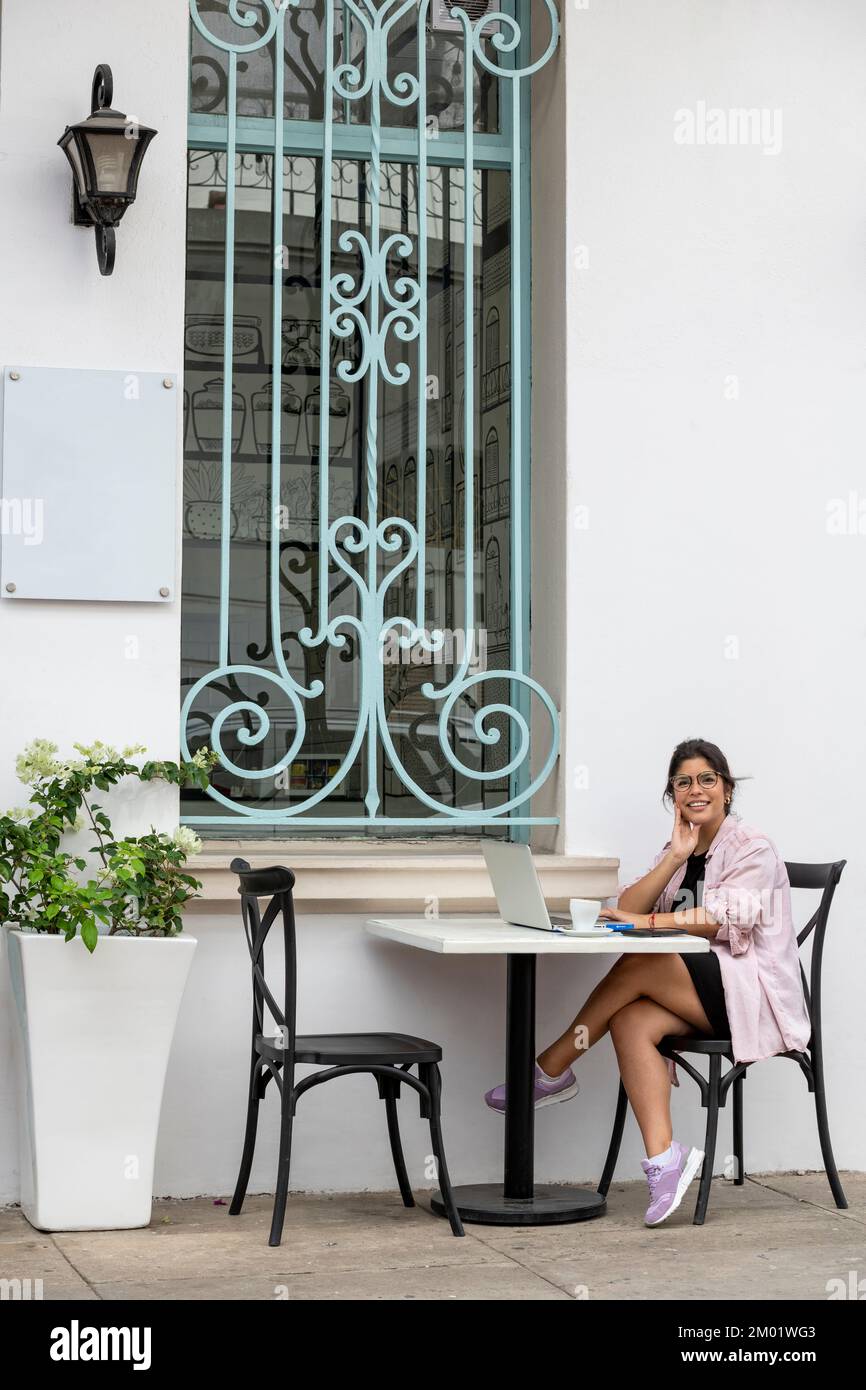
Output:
[181,19,521,825]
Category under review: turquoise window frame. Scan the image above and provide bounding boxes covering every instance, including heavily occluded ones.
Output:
[182,1,560,835]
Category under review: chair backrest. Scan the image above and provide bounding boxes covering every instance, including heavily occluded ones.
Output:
[231,859,298,1053]
[785,859,846,1044]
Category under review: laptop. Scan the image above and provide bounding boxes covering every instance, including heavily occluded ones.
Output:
[482,842,612,934]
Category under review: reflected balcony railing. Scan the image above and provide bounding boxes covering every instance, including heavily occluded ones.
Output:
[482,477,510,523]
[482,360,511,411]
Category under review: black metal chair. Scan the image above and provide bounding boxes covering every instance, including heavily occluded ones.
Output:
[228,859,464,1245]
[597,859,847,1224]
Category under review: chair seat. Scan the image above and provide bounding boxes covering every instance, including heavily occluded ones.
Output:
[257,1031,442,1066]
[660,1036,810,1065]
[659,1034,734,1057]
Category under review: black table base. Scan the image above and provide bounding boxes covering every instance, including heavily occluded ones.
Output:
[431,952,609,1228]
[431,1184,606,1226]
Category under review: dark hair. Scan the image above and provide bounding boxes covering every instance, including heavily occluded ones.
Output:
[663,738,737,813]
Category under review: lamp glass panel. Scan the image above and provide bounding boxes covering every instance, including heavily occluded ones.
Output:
[82,131,136,195]
[64,137,88,199]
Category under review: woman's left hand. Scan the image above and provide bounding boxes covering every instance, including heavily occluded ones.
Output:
[598,907,652,928]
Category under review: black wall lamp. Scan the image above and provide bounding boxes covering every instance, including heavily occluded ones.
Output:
[58,65,157,276]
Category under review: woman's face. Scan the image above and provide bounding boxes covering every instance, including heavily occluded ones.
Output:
[670,756,728,828]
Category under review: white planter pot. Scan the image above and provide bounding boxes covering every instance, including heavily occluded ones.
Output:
[4,927,197,1232]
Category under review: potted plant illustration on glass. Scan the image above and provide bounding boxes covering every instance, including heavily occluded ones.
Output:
[191,376,247,456]
[184,461,260,541]
[184,460,228,540]
[304,380,351,458]
[251,378,303,457]
[1,739,217,1232]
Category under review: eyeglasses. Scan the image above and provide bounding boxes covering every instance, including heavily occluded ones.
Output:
[670,772,720,792]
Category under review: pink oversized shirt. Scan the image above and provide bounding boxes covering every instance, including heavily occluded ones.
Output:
[619,813,811,1067]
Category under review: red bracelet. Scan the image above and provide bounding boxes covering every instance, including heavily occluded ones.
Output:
[648,912,657,930]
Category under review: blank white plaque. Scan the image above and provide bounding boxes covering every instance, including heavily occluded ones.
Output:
[0,365,177,602]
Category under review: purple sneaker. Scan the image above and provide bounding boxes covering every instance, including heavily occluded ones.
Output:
[484,1063,578,1114]
[642,1141,705,1226]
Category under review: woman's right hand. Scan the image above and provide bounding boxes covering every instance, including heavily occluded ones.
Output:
[670,805,700,865]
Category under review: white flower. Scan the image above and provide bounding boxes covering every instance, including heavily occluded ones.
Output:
[3,805,37,824]
[172,826,202,857]
[71,740,121,767]
[16,739,64,784]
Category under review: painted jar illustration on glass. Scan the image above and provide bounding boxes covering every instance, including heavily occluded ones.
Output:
[191,376,247,456]
[304,381,351,458]
[251,379,303,457]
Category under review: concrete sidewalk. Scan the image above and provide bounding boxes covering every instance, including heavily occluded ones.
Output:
[2,1172,863,1301]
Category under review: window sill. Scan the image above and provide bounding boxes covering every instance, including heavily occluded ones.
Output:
[188,841,620,914]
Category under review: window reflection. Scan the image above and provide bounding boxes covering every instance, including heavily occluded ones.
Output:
[190,0,502,133]
[181,148,514,828]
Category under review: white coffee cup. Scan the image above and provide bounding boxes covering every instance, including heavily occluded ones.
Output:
[569,897,603,930]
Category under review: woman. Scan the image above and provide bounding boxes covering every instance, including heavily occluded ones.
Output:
[484,738,811,1226]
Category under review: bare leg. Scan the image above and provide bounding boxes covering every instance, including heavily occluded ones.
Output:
[537,952,713,1078]
[609,998,695,1156]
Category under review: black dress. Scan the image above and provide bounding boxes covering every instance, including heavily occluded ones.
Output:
[669,851,731,1039]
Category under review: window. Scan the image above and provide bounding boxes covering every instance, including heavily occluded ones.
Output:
[181,0,560,834]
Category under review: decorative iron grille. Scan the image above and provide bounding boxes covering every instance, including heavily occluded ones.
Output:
[182,0,560,830]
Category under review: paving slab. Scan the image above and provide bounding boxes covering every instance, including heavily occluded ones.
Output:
[0,1238,98,1301]
[97,1263,571,1301]
[746,1171,866,1223]
[0,1207,38,1244]
[150,1190,445,1230]
[525,1240,866,1302]
[2,1173,863,1301]
[51,1207,497,1285]
[471,1179,857,1259]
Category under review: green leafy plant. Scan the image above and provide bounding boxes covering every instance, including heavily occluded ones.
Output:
[0,740,218,952]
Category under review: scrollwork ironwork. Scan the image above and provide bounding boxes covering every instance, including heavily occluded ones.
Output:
[183,0,560,826]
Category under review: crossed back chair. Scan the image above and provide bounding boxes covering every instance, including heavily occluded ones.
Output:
[597,860,848,1224]
[228,860,464,1245]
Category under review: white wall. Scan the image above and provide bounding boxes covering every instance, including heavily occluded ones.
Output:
[554,0,866,1173]
[0,0,189,809]
[1,0,864,1206]
[0,0,189,1199]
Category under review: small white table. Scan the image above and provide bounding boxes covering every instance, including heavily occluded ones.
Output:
[365,915,709,1227]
